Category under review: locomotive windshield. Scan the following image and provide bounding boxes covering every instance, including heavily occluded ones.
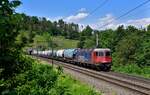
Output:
[105,51,111,56]
[95,51,110,56]
[95,52,104,56]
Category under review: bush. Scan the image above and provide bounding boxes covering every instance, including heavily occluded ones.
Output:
[112,64,150,78]
[0,55,33,79]
[1,61,58,95]
[1,59,100,95]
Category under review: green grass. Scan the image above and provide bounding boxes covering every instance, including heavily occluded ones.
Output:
[53,36,79,49]
[0,57,100,95]
[51,74,100,95]
[112,64,150,78]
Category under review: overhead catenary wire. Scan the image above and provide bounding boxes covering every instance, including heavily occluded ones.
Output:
[61,0,109,21]
[98,0,150,29]
[86,0,109,18]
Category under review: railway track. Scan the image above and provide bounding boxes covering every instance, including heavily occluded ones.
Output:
[37,56,150,95]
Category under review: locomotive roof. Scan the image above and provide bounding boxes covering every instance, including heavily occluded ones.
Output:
[94,48,110,51]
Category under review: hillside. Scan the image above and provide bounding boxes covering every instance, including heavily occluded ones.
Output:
[53,36,79,49]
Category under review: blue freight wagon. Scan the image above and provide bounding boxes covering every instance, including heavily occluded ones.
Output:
[63,49,78,59]
[75,49,93,64]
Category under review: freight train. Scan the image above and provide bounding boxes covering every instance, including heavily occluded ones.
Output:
[30,48,112,71]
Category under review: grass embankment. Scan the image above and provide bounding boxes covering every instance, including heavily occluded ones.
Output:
[0,56,100,95]
[112,64,150,78]
[53,36,79,49]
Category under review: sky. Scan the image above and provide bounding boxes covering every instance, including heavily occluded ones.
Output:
[16,0,150,30]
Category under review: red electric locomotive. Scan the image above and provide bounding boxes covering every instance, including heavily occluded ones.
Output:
[75,48,112,71]
[92,48,112,70]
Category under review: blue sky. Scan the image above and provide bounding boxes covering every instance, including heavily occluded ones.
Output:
[16,0,150,30]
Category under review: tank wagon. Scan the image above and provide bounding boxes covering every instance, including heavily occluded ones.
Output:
[31,48,112,71]
[56,49,65,58]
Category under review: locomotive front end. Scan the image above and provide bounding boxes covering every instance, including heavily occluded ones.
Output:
[92,48,112,71]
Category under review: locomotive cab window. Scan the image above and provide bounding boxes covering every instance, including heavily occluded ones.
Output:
[95,52,98,56]
[95,52,104,56]
[105,51,111,56]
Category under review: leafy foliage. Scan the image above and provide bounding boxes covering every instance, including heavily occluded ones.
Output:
[0,0,26,79]
[77,25,93,48]
[81,25,93,37]
[16,14,80,42]
[0,59,100,95]
[112,64,150,78]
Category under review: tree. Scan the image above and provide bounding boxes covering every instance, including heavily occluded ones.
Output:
[77,26,93,48]
[77,35,86,48]
[99,29,114,49]
[81,25,93,37]
[83,37,95,48]
[113,32,140,65]
[0,0,22,78]
[133,30,150,66]
[147,24,150,31]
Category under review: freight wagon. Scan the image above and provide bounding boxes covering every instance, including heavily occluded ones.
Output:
[31,48,112,71]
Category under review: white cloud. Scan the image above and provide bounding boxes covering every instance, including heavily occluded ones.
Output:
[46,8,88,23]
[89,14,150,30]
[90,14,118,30]
[126,18,150,27]
[64,12,89,23]
[46,13,150,31]
[98,14,115,22]
[46,16,63,22]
